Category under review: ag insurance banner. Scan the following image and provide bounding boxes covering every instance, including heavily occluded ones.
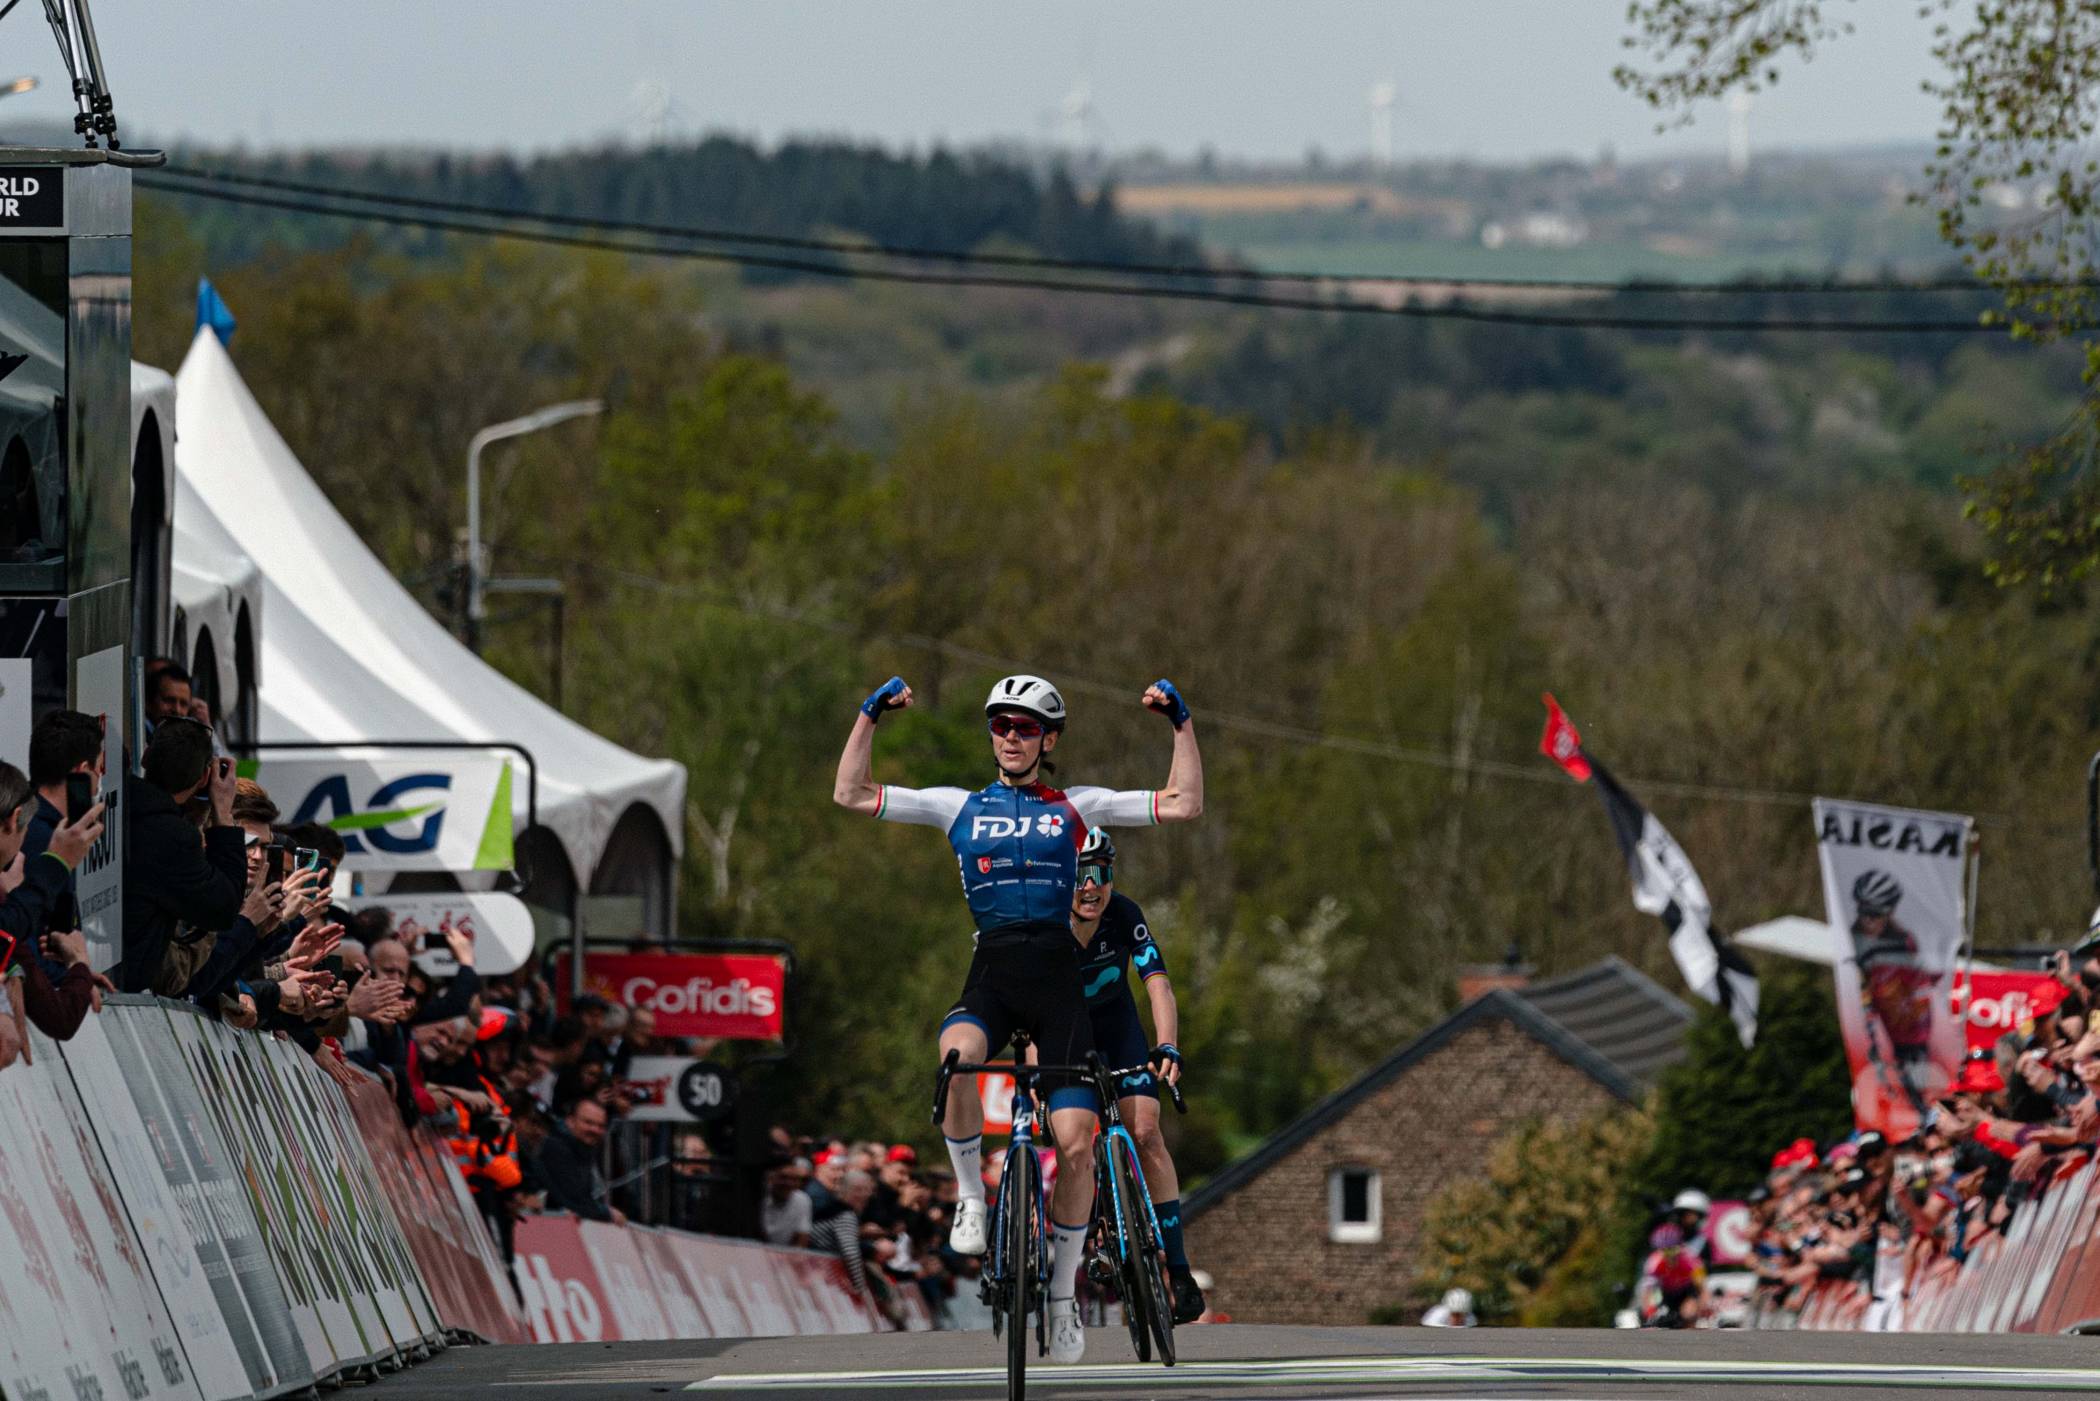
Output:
[1813,798,1974,1140]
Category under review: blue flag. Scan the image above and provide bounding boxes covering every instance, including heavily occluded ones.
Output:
[195,277,236,345]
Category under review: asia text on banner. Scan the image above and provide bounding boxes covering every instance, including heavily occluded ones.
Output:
[1813,797,1974,1140]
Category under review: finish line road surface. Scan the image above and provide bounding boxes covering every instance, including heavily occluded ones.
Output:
[370,1325,2100,1399]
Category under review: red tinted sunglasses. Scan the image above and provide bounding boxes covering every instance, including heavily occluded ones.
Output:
[987,715,1046,739]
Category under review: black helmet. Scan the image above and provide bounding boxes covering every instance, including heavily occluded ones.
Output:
[1853,870,1903,918]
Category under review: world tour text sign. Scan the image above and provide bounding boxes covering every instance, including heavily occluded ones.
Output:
[0,167,65,232]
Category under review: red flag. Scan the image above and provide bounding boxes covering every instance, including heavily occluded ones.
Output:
[1538,693,1592,782]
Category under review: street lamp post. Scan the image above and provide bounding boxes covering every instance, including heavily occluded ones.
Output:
[465,398,602,652]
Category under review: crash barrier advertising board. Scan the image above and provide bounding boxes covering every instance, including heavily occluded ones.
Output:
[1,995,947,1401]
[513,1212,937,1342]
[0,998,529,1401]
[1752,1152,2100,1335]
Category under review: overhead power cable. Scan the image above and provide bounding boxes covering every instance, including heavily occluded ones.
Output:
[155,162,2040,297]
[519,551,2060,832]
[138,171,2020,335]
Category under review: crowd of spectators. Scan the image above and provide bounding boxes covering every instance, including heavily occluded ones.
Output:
[1649,927,2100,1327]
[0,684,973,1329]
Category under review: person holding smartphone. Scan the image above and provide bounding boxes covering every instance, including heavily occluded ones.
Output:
[117,718,247,993]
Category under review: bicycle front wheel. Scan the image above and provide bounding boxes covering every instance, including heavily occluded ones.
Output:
[1113,1137,1176,1366]
[1007,1145,1040,1401]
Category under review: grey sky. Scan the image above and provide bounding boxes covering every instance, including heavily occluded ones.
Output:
[4,2,1942,163]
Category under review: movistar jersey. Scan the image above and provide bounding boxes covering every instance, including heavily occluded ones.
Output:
[1077,892,1167,1007]
[878,780,1158,943]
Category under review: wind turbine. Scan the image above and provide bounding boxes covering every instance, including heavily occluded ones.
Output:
[1060,76,1097,150]
[1369,79,1396,170]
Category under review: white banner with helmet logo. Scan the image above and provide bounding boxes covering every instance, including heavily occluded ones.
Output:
[242,752,516,872]
[1813,798,1974,1141]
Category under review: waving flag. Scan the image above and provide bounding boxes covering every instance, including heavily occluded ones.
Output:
[1539,694,1759,1047]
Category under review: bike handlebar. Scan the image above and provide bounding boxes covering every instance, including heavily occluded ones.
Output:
[930,1047,1184,1126]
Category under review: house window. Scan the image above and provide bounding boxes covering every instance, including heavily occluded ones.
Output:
[1328,1167,1381,1243]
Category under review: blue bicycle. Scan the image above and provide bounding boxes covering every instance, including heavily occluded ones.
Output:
[1084,1056,1185,1365]
[934,1035,1186,1396]
[934,1030,1053,1401]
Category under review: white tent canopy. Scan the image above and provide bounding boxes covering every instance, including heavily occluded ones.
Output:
[171,328,685,907]
[1735,916,2002,972]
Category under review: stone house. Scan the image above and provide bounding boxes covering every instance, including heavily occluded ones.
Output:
[1183,956,1691,1324]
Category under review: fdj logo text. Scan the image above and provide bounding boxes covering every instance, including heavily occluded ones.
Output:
[290,773,450,854]
[970,813,1067,840]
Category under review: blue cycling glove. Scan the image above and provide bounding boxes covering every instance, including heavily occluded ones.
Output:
[1147,679,1191,729]
[861,676,908,722]
[1150,1042,1182,1073]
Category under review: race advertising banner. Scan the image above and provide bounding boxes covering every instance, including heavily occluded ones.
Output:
[572,951,786,1041]
[1813,798,1975,1139]
[1954,969,2068,1057]
[0,1024,198,1401]
[243,751,516,873]
[360,890,536,976]
[63,1014,257,1401]
[101,1002,312,1395]
[621,1056,738,1123]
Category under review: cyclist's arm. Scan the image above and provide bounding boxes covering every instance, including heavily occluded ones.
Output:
[834,712,885,814]
[1153,716,1203,821]
[1144,974,1178,1059]
[873,786,970,827]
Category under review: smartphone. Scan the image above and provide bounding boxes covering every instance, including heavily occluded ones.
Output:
[295,847,323,872]
[265,842,289,886]
[320,954,345,979]
[63,772,93,826]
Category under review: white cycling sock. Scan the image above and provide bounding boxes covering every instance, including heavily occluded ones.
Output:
[946,1134,985,1203]
[1050,1218,1088,1302]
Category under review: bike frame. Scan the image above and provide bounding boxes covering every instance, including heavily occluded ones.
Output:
[1093,1080,1166,1271]
[987,1076,1050,1321]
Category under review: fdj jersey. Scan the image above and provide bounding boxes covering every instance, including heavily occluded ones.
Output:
[878,780,1157,944]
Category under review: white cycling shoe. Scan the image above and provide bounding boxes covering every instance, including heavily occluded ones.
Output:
[949,1198,988,1255]
[1048,1298,1086,1364]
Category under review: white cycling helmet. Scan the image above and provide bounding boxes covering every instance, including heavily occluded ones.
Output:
[984,674,1067,730]
[1671,1189,1712,1216]
[1080,828,1116,863]
[1442,1287,1474,1315]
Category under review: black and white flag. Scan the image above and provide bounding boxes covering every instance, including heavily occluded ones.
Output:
[1541,695,1760,1047]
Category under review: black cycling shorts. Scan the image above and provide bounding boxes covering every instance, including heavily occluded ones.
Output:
[942,936,1097,1113]
[1089,994,1159,1102]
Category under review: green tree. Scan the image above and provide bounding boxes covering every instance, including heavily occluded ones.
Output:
[1630,959,1854,1203]
[1615,0,2100,588]
[1409,1106,1656,1327]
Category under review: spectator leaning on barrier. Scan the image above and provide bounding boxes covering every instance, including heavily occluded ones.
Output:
[0,760,103,983]
[537,1096,627,1224]
[812,1168,898,1324]
[118,718,245,994]
[763,1158,814,1248]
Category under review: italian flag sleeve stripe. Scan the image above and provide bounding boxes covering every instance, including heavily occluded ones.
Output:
[875,786,888,819]
[1150,791,1160,825]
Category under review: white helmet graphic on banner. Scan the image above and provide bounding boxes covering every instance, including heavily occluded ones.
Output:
[1812,798,1973,1142]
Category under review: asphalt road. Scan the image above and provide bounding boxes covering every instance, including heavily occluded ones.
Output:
[371,1325,2100,1399]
